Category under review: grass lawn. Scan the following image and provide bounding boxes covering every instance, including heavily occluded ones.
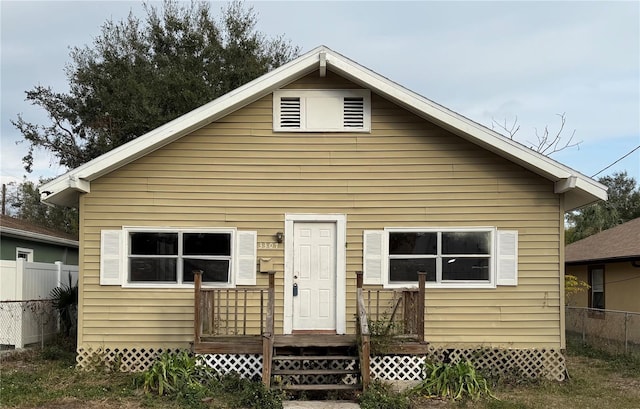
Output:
[1,340,639,408]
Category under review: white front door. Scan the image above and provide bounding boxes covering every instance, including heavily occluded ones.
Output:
[292,222,337,331]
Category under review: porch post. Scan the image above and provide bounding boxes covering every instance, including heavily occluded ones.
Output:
[194,270,203,345]
[417,271,426,342]
[262,271,276,387]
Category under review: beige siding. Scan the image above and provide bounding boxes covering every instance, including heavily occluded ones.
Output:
[79,72,562,350]
[567,262,640,313]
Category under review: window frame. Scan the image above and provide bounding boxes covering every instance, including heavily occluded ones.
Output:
[383,227,496,289]
[588,265,605,311]
[16,247,34,262]
[123,227,236,289]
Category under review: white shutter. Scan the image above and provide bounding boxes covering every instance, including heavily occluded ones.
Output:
[363,230,385,285]
[496,230,518,286]
[100,230,123,286]
[236,231,257,286]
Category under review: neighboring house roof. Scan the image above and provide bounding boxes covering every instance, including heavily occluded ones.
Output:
[40,45,607,210]
[0,214,78,247]
[565,217,640,264]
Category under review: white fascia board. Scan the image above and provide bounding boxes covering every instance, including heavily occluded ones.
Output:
[41,47,326,207]
[0,227,79,247]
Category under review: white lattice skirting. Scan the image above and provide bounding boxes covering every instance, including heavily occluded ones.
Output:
[76,347,566,381]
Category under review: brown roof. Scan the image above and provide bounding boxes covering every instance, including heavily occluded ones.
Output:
[565,217,640,263]
[0,214,78,242]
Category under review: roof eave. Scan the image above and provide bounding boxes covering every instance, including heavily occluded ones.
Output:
[0,226,79,247]
[41,46,327,207]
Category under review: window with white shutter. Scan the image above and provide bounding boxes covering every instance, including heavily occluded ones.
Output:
[99,227,257,288]
[273,89,370,132]
[361,228,518,289]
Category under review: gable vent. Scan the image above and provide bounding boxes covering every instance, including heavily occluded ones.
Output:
[279,97,301,128]
[274,89,370,132]
[343,97,364,128]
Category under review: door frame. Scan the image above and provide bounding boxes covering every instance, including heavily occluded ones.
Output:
[283,214,346,335]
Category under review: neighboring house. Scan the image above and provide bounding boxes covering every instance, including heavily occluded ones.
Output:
[0,214,78,264]
[565,217,640,313]
[40,46,606,385]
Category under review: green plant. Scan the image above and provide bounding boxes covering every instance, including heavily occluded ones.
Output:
[140,350,208,396]
[49,273,78,337]
[368,314,404,354]
[359,381,410,409]
[217,372,284,409]
[412,359,496,401]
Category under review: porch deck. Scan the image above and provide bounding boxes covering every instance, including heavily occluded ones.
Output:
[192,270,428,390]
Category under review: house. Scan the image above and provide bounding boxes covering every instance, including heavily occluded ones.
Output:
[40,46,607,386]
[0,214,78,264]
[565,217,640,313]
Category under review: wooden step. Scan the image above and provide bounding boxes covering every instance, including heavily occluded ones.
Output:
[273,355,356,361]
[277,384,361,391]
[274,334,356,348]
[272,369,358,375]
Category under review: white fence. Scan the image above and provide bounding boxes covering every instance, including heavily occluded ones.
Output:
[566,306,640,356]
[0,259,79,348]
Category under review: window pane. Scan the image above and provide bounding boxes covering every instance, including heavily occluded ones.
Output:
[130,233,178,255]
[183,233,231,256]
[389,232,437,255]
[183,259,230,283]
[592,292,605,310]
[389,258,436,282]
[442,257,489,281]
[442,232,490,255]
[130,258,177,282]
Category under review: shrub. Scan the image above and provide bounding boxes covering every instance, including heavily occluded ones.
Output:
[412,359,496,401]
[359,381,410,409]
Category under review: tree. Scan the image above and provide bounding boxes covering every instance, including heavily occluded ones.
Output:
[492,112,581,156]
[566,171,640,243]
[13,0,299,173]
[3,179,78,235]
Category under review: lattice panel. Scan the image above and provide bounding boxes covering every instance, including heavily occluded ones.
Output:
[199,354,263,379]
[371,355,426,380]
[76,347,182,372]
[370,348,566,382]
[76,346,566,381]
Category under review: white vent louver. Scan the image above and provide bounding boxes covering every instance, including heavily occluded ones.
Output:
[274,90,370,132]
[343,97,364,128]
[279,97,301,128]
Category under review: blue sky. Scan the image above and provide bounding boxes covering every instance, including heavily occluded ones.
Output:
[1,1,639,186]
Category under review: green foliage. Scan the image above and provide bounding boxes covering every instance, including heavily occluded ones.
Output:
[13,0,299,173]
[49,273,79,337]
[368,314,404,354]
[565,274,590,304]
[141,350,205,396]
[359,381,410,409]
[3,178,78,235]
[412,359,496,401]
[566,171,640,243]
[216,372,284,409]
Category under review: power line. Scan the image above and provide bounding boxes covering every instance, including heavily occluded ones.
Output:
[591,145,640,178]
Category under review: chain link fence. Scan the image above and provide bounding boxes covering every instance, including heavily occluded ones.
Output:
[0,299,57,349]
[566,306,640,357]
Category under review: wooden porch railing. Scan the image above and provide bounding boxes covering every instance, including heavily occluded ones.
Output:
[193,271,274,342]
[361,272,426,341]
[261,271,275,388]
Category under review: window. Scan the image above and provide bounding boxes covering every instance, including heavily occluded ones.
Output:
[363,228,516,288]
[273,89,371,132]
[589,266,605,310]
[16,247,34,262]
[388,229,492,285]
[128,229,233,285]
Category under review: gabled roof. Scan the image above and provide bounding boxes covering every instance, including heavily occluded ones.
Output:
[40,45,607,210]
[566,217,640,264]
[0,214,78,247]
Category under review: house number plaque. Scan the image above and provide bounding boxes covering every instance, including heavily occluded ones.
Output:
[258,242,279,249]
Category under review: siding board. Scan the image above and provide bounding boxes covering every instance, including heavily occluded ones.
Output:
[78,75,562,351]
